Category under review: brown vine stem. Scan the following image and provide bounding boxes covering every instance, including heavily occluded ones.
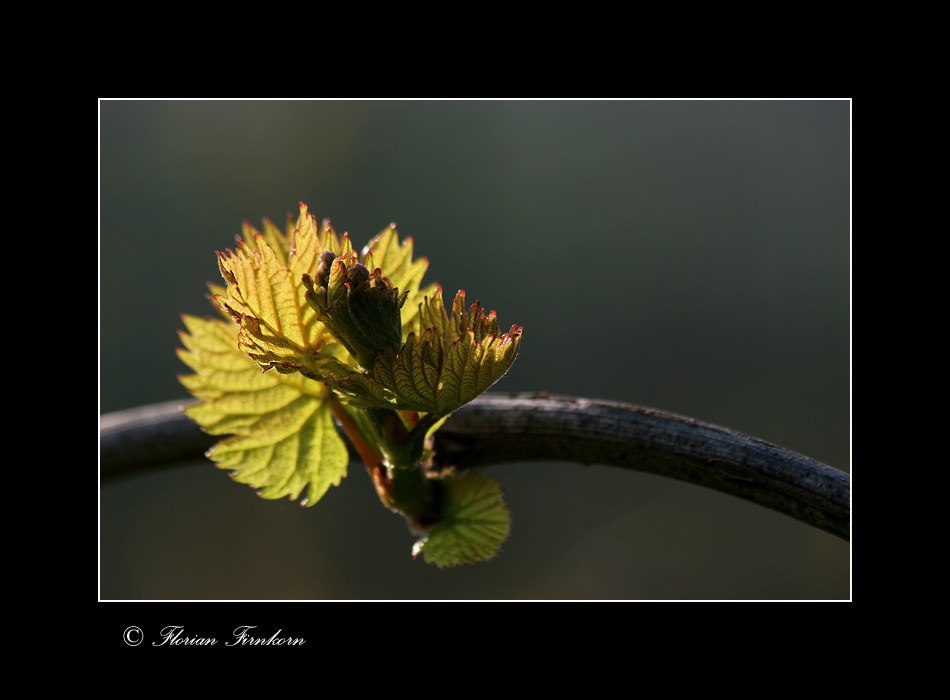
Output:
[99,392,850,540]
[322,391,393,509]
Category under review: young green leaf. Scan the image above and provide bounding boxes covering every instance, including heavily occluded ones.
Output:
[437,291,522,415]
[411,470,512,568]
[177,314,348,506]
[214,203,344,368]
[322,329,442,413]
[180,207,354,506]
[323,289,522,418]
[242,215,296,265]
[361,224,435,329]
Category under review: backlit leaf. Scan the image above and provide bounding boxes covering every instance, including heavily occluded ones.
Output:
[412,287,450,339]
[217,212,316,353]
[437,325,522,415]
[322,330,440,413]
[177,314,348,506]
[323,289,522,417]
[361,225,438,329]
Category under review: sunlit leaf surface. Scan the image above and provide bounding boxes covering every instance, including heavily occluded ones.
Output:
[177,314,348,506]
[325,289,522,417]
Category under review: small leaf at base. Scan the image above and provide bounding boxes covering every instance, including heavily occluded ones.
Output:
[412,470,511,568]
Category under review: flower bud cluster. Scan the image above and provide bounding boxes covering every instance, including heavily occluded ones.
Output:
[303,251,407,371]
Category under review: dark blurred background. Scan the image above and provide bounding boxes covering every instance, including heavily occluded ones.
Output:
[99,100,850,599]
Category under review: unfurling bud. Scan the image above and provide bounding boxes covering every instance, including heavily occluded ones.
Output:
[305,252,407,371]
[316,250,337,287]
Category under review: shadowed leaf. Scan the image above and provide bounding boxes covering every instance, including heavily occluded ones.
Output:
[412,470,512,568]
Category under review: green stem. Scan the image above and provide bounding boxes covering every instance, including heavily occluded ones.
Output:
[388,466,439,532]
[358,407,442,529]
